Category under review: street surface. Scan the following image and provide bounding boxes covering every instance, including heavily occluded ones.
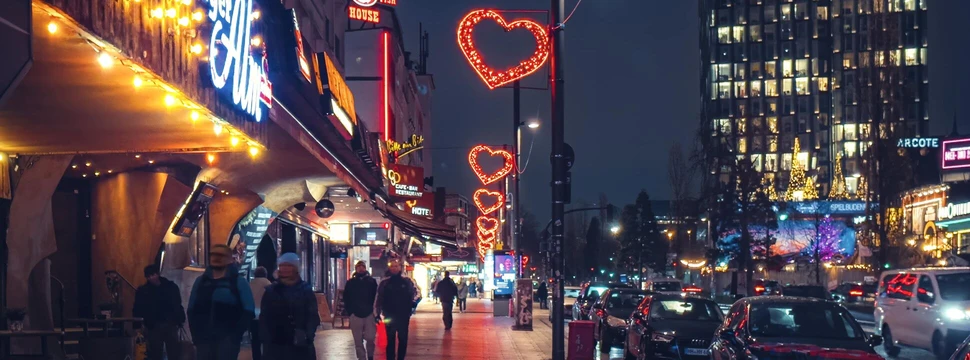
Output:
[233,298,937,360]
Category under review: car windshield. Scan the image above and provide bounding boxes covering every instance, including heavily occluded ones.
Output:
[605,291,645,318]
[936,273,970,301]
[649,299,722,322]
[748,303,864,340]
[587,286,609,298]
[565,289,581,298]
[652,282,682,292]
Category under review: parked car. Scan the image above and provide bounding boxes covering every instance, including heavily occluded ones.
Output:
[948,334,970,360]
[589,288,647,352]
[623,294,723,360]
[711,296,882,360]
[548,285,582,321]
[874,267,970,359]
[781,284,830,300]
[644,279,682,295]
[572,282,634,320]
[754,279,782,296]
[831,282,866,303]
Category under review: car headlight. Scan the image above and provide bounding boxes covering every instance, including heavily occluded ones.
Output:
[943,307,970,321]
[651,332,676,343]
[607,315,627,328]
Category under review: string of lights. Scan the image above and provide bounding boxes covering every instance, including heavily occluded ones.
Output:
[473,188,505,215]
[468,145,515,186]
[457,9,551,90]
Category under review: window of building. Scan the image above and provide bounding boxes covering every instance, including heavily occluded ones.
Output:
[718,9,732,25]
[717,64,731,81]
[904,48,919,66]
[765,154,778,171]
[768,136,779,152]
[753,99,763,115]
[735,63,747,80]
[751,154,763,171]
[781,153,792,171]
[765,80,779,97]
[844,141,858,157]
[817,78,829,92]
[765,61,777,78]
[751,62,763,78]
[767,99,778,115]
[816,4,829,20]
[795,2,809,19]
[750,25,763,42]
[737,82,748,98]
[795,78,809,95]
[737,118,748,134]
[782,79,793,95]
[739,138,748,153]
[750,81,762,97]
[843,53,855,69]
[765,5,777,22]
[780,4,792,21]
[782,60,793,77]
[749,8,761,25]
[718,27,732,44]
[921,48,928,65]
[718,82,731,99]
[733,26,745,43]
[767,117,778,134]
[188,212,209,267]
[795,59,808,77]
[716,118,732,134]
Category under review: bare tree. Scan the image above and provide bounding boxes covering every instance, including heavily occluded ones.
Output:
[668,142,697,278]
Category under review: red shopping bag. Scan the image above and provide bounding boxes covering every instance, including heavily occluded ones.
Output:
[375,319,387,347]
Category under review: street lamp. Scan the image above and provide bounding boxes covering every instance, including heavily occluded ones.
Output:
[610,225,620,234]
[527,119,540,129]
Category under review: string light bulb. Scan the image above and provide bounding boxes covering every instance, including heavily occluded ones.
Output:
[165,8,177,18]
[177,17,190,26]
[250,37,262,47]
[97,53,113,68]
[190,43,203,54]
[164,94,176,107]
[457,9,551,90]
[213,123,223,136]
[248,146,259,157]
[190,111,200,121]
[148,160,155,164]
[47,21,58,34]
[85,162,92,167]
[134,154,141,159]
[467,145,515,185]
[206,153,216,164]
[133,75,143,88]
[107,170,113,174]
[251,10,261,20]
[181,0,192,5]
[151,8,163,18]
[192,11,204,22]
[71,164,78,169]
[94,171,101,176]
[230,137,240,147]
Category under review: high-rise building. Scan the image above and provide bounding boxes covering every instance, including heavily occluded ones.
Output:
[699,0,928,198]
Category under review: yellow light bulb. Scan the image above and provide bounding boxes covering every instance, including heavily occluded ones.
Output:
[148,160,155,164]
[181,0,192,5]
[164,94,176,107]
[251,11,261,20]
[190,111,200,121]
[133,76,143,88]
[213,123,223,136]
[94,171,101,176]
[248,146,259,157]
[47,22,58,34]
[192,11,204,22]
[71,164,77,169]
[97,53,113,68]
[151,8,163,18]
[177,17,189,26]
[134,154,141,159]
[165,8,177,18]
[107,170,113,174]
[190,43,203,54]
[207,153,216,164]
[230,137,240,147]
[250,37,262,47]
[85,162,92,167]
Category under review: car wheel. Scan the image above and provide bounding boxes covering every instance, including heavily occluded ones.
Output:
[600,328,612,353]
[931,331,950,360]
[882,325,901,357]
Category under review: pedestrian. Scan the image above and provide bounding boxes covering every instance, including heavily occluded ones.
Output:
[468,280,477,299]
[478,280,484,299]
[434,271,458,330]
[249,267,273,360]
[408,277,422,316]
[430,278,439,304]
[133,264,185,360]
[343,261,378,360]
[259,253,319,360]
[375,259,416,360]
[188,244,255,360]
[456,279,468,313]
[536,281,548,310]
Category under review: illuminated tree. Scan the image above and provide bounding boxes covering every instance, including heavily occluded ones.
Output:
[802,176,819,201]
[828,152,850,200]
[784,138,807,201]
[762,178,778,201]
[856,175,868,201]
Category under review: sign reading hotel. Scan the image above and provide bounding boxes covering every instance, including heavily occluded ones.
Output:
[321,53,357,139]
[405,192,434,217]
[386,163,423,199]
[386,134,425,158]
[942,138,970,170]
[206,0,272,122]
[348,0,396,23]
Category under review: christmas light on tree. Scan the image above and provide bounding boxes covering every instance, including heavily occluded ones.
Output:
[828,152,849,200]
[784,138,807,201]
[762,177,779,201]
[856,175,868,201]
[803,176,819,200]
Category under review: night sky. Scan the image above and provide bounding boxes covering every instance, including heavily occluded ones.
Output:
[395,1,970,222]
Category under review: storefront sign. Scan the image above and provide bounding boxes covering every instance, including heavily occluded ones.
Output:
[791,201,867,215]
[942,138,970,170]
[939,201,970,220]
[897,137,939,148]
[354,227,388,246]
[386,134,425,158]
[322,53,357,139]
[207,0,271,122]
[229,206,277,276]
[291,10,312,83]
[442,247,477,262]
[348,6,380,23]
[410,255,442,263]
[386,163,424,199]
[405,192,434,217]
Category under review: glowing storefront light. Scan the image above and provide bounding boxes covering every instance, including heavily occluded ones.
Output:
[207,0,271,122]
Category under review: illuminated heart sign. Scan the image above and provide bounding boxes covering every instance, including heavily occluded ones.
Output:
[476,216,500,234]
[473,188,505,215]
[207,0,271,121]
[457,9,551,90]
[468,145,514,186]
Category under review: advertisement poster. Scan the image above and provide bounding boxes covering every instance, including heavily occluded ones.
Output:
[493,253,515,296]
[229,206,277,276]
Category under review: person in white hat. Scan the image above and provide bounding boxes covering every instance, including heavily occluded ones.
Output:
[258,253,320,360]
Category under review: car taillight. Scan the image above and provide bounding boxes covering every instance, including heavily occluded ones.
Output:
[755,285,766,294]
[850,290,863,296]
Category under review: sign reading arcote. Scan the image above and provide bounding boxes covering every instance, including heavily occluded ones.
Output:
[897,137,939,148]
[386,163,423,199]
[322,53,357,139]
[206,0,272,122]
[386,134,425,158]
[942,138,970,170]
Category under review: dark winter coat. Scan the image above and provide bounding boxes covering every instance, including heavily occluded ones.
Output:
[187,265,255,343]
[376,274,416,318]
[132,277,185,329]
[435,277,459,302]
[259,280,320,360]
[343,272,378,318]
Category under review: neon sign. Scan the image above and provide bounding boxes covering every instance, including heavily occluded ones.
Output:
[457,10,551,90]
[207,0,271,122]
[939,201,970,220]
[349,6,380,23]
[897,137,939,148]
[291,10,312,83]
[386,134,425,158]
[942,138,970,170]
[473,188,504,216]
[476,216,499,259]
[468,145,514,186]
[323,53,357,137]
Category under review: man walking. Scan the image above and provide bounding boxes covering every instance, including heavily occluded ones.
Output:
[133,264,185,360]
[188,244,255,360]
[344,261,378,360]
[456,279,468,313]
[259,253,319,360]
[434,271,458,330]
[375,260,416,360]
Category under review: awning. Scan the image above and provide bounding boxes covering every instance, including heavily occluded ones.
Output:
[381,205,457,247]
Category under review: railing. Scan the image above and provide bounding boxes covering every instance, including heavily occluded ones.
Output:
[50,275,66,334]
[104,271,136,292]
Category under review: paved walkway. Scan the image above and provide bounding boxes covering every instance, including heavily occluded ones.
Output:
[239,298,631,360]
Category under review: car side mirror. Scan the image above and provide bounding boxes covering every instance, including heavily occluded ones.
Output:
[867,335,883,347]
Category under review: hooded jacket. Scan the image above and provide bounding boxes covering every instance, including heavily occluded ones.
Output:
[187,264,255,343]
[258,280,320,352]
[435,277,458,302]
[343,271,378,318]
[132,277,185,329]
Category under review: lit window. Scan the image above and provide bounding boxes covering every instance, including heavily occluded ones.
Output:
[718,27,732,44]
[904,48,919,66]
[843,54,855,69]
[817,78,829,92]
[781,154,792,171]
[782,79,792,95]
[749,25,763,42]
[797,152,809,170]
[905,0,916,11]
[750,81,762,97]
[816,5,829,20]
[738,118,747,134]
[767,118,778,134]
[765,80,779,97]
[765,154,778,172]
[844,142,858,157]
[751,155,763,171]
[795,78,809,95]
[782,60,793,77]
[795,59,808,77]
[718,82,731,99]
[739,138,748,154]
[781,4,791,20]
[921,48,928,65]
[733,26,745,43]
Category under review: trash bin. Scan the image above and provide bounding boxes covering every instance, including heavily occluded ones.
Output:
[567,320,595,360]
[493,293,511,317]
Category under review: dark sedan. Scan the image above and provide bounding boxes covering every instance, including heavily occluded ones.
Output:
[710,297,884,360]
[573,281,634,321]
[590,288,647,353]
[623,294,724,360]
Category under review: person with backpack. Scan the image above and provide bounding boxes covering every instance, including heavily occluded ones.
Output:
[343,261,378,360]
[188,244,255,360]
[375,259,416,360]
[259,253,319,360]
[132,264,185,360]
[433,271,458,330]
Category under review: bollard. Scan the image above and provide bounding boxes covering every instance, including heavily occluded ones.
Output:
[567,320,595,360]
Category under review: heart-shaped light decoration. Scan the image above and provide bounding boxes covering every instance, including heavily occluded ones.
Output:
[469,145,514,186]
[476,216,500,234]
[457,9,551,90]
[473,188,505,215]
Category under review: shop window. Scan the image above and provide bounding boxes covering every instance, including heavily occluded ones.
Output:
[188,213,209,268]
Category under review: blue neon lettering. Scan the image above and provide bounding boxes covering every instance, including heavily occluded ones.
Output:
[208,0,265,121]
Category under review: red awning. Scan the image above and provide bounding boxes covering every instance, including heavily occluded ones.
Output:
[381,204,457,247]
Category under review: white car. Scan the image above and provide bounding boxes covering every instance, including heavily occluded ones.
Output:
[644,278,683,295]
[548,286,582,320]
[874,267,970,359]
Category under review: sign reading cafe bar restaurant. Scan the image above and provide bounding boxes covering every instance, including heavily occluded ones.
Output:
[386,163,423,199]
[206,0,273,122]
